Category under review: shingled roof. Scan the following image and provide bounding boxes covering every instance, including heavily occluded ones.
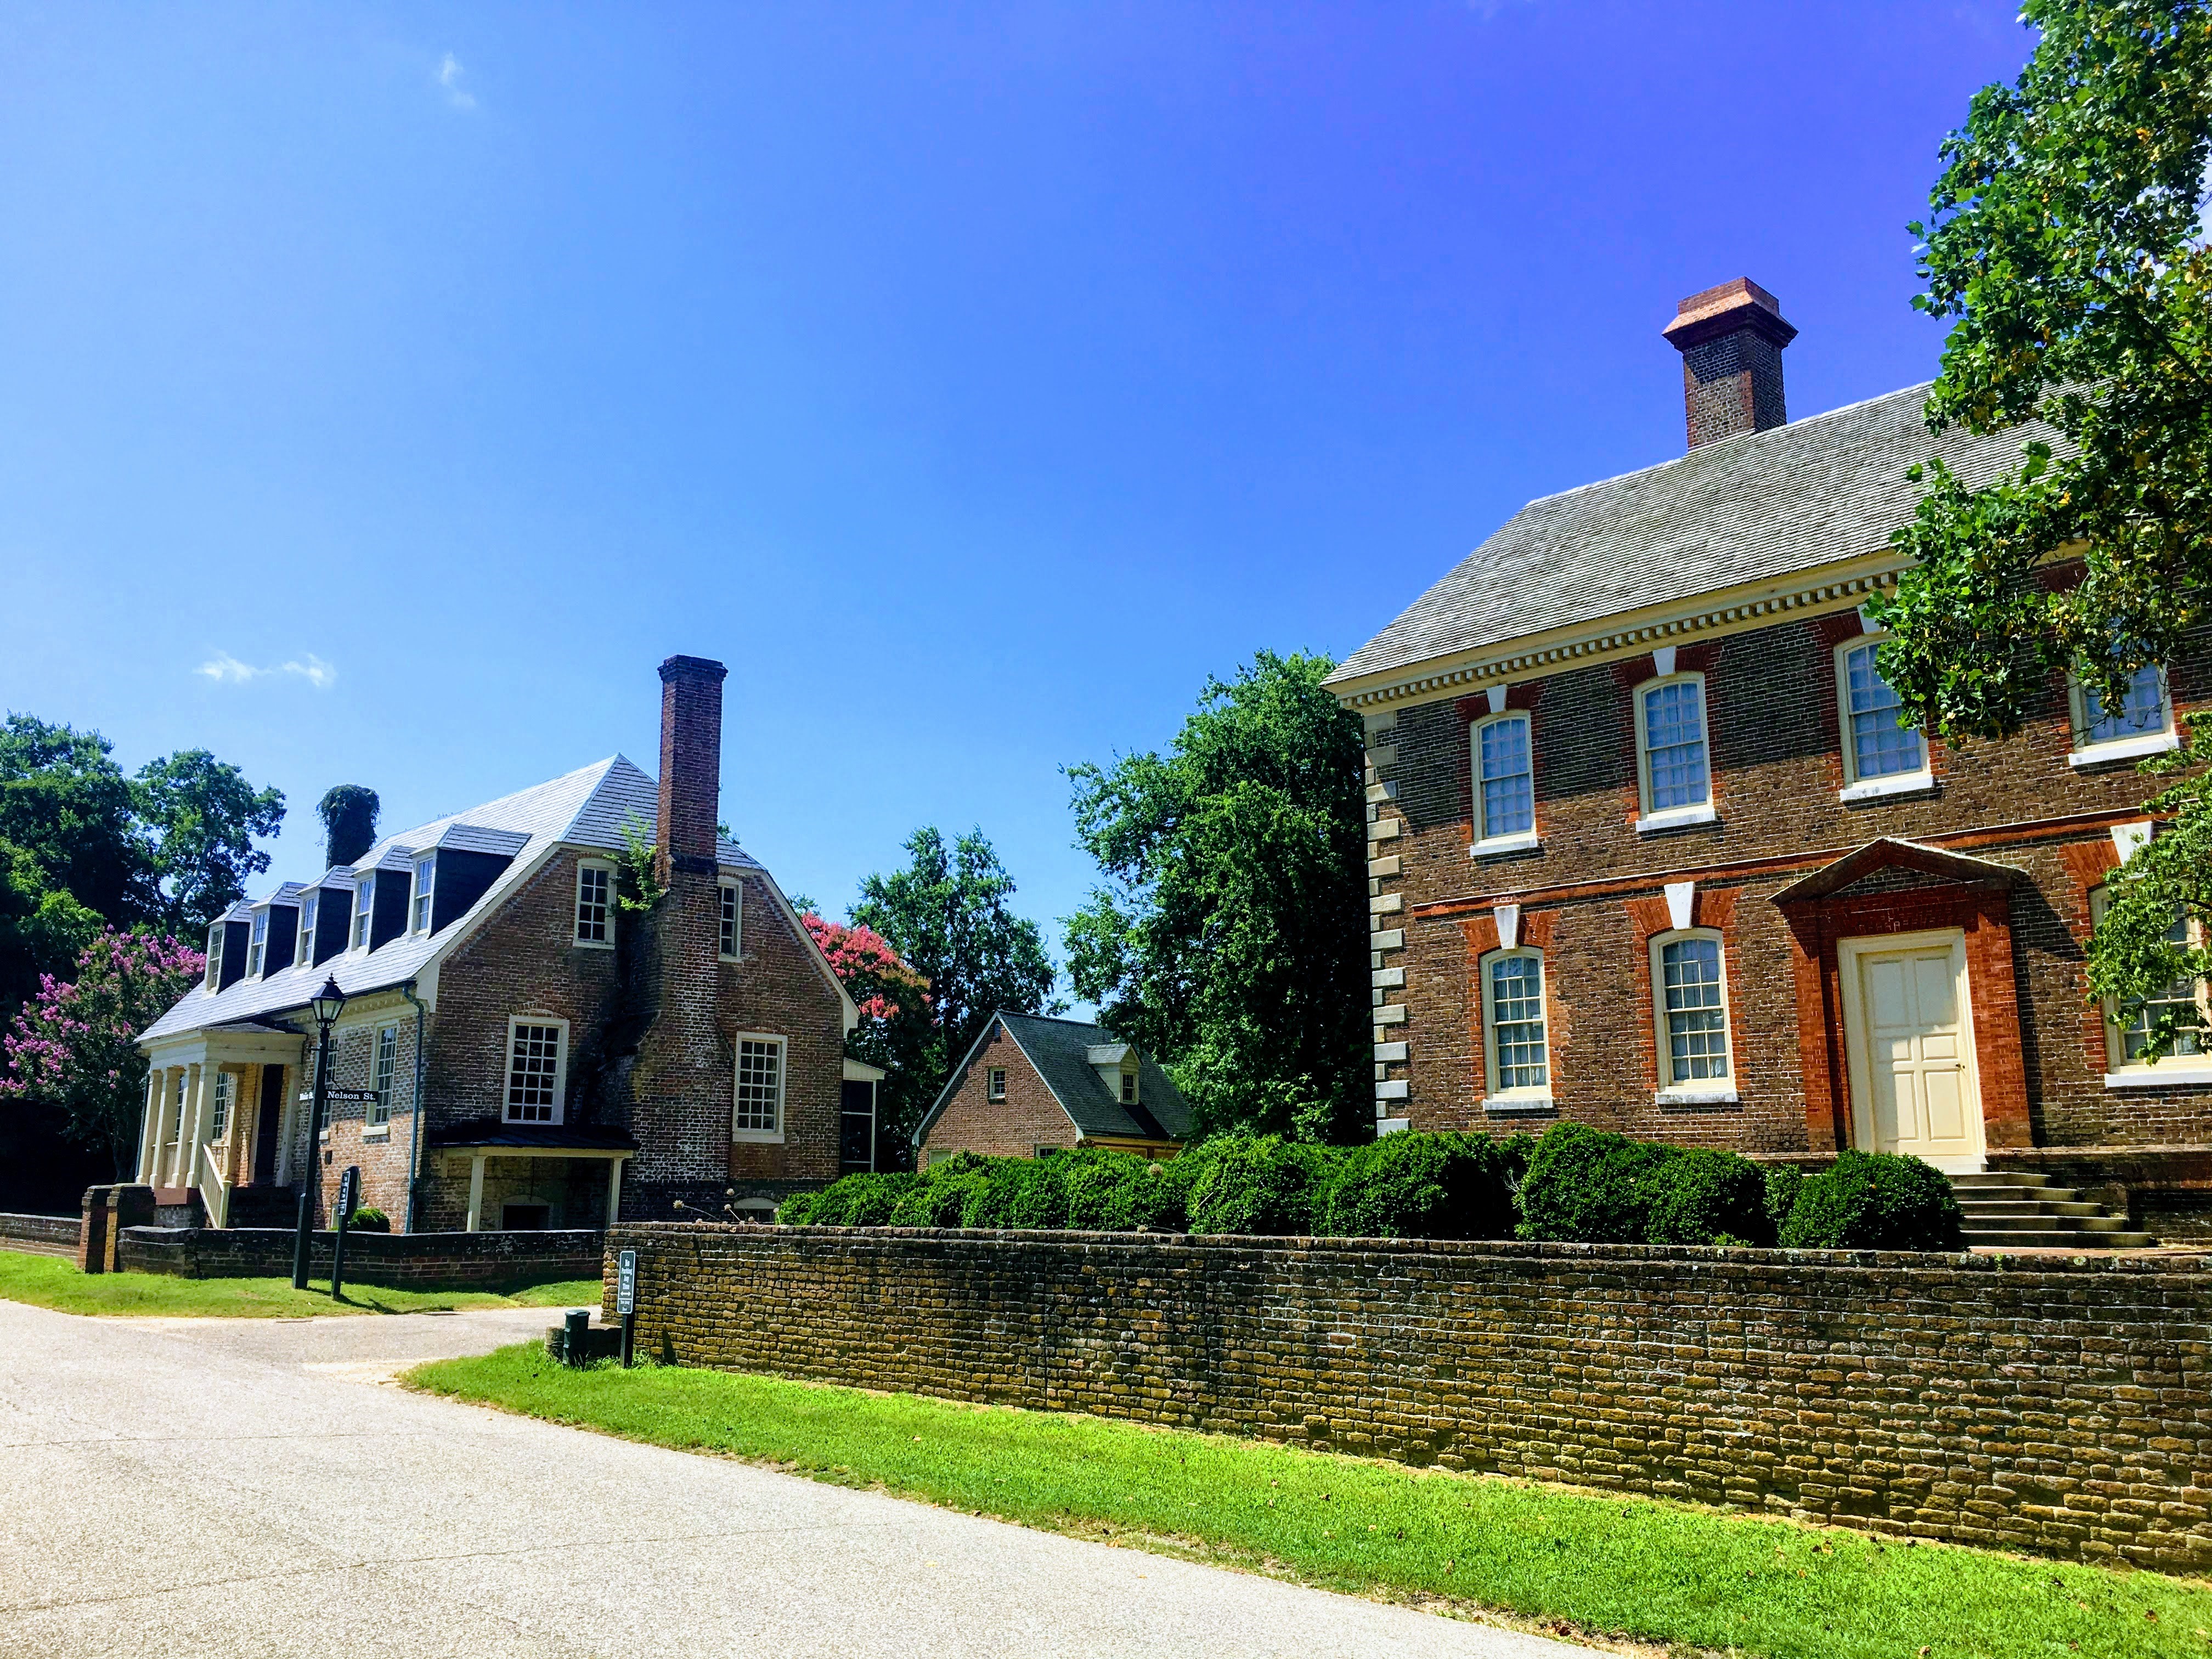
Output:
[1327,382,2058,689]
[918,1012,1195,1148]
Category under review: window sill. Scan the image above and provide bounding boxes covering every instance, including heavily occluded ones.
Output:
[2104,1066,2212,1090]
[1482,1095,1555,1116]
[719,952,743,964]
[731,1128,787,1144]
[573,939,616,951]
[362,1127,391,1142]
[2071,731,2181,768]
[1838,772,1936,804]
[1656,1087,1741,1110]
[1634,804,1718,835]
[1469,831,1542,859]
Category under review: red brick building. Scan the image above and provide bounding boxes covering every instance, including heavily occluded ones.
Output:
[917,1012,1192,1163]
[134,656,873,1233]
[1326,280,2210,1238]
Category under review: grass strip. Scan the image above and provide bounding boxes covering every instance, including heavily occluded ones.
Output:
[405,1345,2210,1659]
[0,1248,600,1318]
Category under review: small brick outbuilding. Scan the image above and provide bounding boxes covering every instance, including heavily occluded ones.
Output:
[916,1012,1192,1163]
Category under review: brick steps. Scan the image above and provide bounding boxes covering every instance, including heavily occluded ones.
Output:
[1952,1172,2154,1250]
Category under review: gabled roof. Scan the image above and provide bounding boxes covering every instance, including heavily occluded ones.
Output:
[916,1011,1195,1148]
[143,755,802,1045]
[1327,383,2061,689]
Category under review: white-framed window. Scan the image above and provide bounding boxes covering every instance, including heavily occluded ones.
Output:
[733,1034,786,1140]
[209,1071,234,1141]
[2092,888,2209,1080]
[986,1066,1007,1102]
[1649,930,1737,1099]
[246,908,268,978]
[2070,663,2176,765]
[504,1017,569,1124]
[1481,949,1551,1103]
[1634,673,1714,829]
[575,862,614,947]
[1836,637,1931,798]
[204,923,224,989]
[1471,712,1536,849]
[352,873,377,950]
[1120,1068,1138,1105]
[297,891,319,964]
[411,854,437,934]
[370,1024,398,1128]
[719,878,741,960]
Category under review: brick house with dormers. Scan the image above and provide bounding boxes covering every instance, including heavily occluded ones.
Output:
[133,656,876,1234]
[917,1012,1193,1164]
[1328,279,2212,1240]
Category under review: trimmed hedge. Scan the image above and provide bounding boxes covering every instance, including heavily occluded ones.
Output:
[1313,1130,1525,1240]
[1186,1136,1340,1236]
[1779,1149,1966,1251]
[1515,1123,1678,1244]
[346,1206,392,1233]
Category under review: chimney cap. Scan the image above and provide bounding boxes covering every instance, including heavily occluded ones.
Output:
[657,654,729,684]
[1662,278,1798,353]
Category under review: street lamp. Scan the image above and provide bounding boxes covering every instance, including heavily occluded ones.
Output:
[292,975,347,1289]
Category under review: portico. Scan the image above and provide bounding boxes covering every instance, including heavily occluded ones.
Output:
[137,1020,306,1226]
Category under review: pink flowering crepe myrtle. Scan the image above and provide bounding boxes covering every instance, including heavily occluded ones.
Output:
[802,913,930,1025]
[1,928,205,1175]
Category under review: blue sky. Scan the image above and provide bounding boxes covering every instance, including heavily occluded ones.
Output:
[0,2,2032,968]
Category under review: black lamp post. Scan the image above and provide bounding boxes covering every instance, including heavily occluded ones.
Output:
[292,975,347,1289]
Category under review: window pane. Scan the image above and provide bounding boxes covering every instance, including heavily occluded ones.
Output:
[1488,955,1548,1091]
[1477,716,1533,838]
[354,877,375,946]
[1845,644,1925,780]
[210,1073,232,1141]
[1660,937,1730,1082]
[371,1026,397,1125]
[2087,664,2166,743]
[720,883,738,956]
[577,866,611,943]
[506,1024,562,1122]
[2121,909,2207,1060]
[1642,682,1709,810]
[735,1039,782,1131]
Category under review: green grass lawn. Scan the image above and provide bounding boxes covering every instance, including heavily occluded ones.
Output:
[407,1344,2212,1659]
[0,1248,600,1318]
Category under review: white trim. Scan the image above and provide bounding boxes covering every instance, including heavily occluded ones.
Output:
[1481,1096,1554,1115]
[1469,709,1537,845]
[2069,729,2181,768]
[1632,671,1712,821]
[986,1066,1007,1102]
[718,876,743,961]
[1650,644,1677,677]
[204,923,224,990]
[296,891,319,967]
[574,860,616,949]
[245,908,268,978]
[1833,632,1931,795]
[1654,1088,1739,1106]
[1663,881,1696,933]
[1634,802,1719,834]
[411,853,438,935]
[502,1015,570,1126]
[1483,684,1507,714]
[1479,945,1551,1105]
[1648,928,1737,1098]
[1839,773,1938,803]
[1469,830,1541,858]
[732,1032,787,1143]
[1836,928,1985,1173]
[1492,903,1520,950]
[351,872,377,951]
[2106,1068,2212,1090]
[2089,884,2209,1077]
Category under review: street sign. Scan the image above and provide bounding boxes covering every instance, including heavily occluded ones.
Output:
[335,1165,359,1218]
[616,1249,637,1316]
[301,1088,381,1104]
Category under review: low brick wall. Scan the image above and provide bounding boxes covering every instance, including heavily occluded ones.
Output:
[0,1212,79,1249]
[607,1223,2212,1572]
[120,1226,603,1289]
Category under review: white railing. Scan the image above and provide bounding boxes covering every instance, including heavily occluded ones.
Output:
[198,1142,229,1228]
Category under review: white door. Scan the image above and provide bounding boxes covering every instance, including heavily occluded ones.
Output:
[1841,932,1984,1172]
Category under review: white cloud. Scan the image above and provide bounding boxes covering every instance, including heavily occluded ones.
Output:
[437,53,477,112]
[196,652,337,690]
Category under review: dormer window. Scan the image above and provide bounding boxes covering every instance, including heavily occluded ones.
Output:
[297,892,319,963]
[352,873,376,949]
[204,923,224,990]
[1120,1068,1138,1105]
[246,909,268,977]
[412,854,437,934]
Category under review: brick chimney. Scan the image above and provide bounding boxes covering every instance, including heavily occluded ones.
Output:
[1662,278,1797,449]
[656,654,726,870]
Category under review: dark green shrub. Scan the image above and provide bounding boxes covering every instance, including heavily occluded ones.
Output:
[775,1190,819,1225]
[1062,1149,1182,1231]
[888,1152,1000,1227]
[1643,1148,1773,1246]
[1762,1164,1806,1234]
[1779,1150,1966,1252]
[1185,1136,1341,1236]
[1313,1131,1517,1240]
[805,1172,919,1227]
[1514,1122,1672,1243]
[960,1157,1071,1229]
[346,1206,391,1233]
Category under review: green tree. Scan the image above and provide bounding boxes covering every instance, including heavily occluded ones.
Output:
[1065,651,1371,1142]
[1873,0,2212,1056]
[136,750,285,929]
[849,827,1060,1109]
[317,785,380,870]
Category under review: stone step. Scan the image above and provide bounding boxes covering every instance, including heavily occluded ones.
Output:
[1953,1171,2052,1189]
[1957,1197,2104,1218]
[1961,1211,2135,1233]
[1966,1228,2158,1250]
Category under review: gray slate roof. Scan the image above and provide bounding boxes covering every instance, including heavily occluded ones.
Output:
[143,755,769,1044]
[920,1012,1195,1147]
[1328,383,2057,687]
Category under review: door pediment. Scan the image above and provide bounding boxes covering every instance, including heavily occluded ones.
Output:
[1771,838,2024,906]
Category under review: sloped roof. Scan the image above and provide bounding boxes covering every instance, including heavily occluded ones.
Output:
[1328,383,2059,688]
[143,755,778,1043]
[917,1011,1195,1148]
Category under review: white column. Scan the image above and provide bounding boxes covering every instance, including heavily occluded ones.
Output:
[155,1069,182,1187]
[604,1158,624,1227]
[178,1063,207,1191]
[134,1071,161,1183]
[466,1154,487,1232]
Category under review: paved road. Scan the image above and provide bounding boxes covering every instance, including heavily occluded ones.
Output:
[0,1299,1589,1658]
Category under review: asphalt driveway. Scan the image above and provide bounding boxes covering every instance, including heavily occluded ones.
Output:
[0,1297,1588,1657]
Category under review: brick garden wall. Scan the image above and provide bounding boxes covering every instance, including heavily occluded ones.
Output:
[0,1211,80,1248]
[119,1225,602,1288]
[610,1222,2212,1572]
